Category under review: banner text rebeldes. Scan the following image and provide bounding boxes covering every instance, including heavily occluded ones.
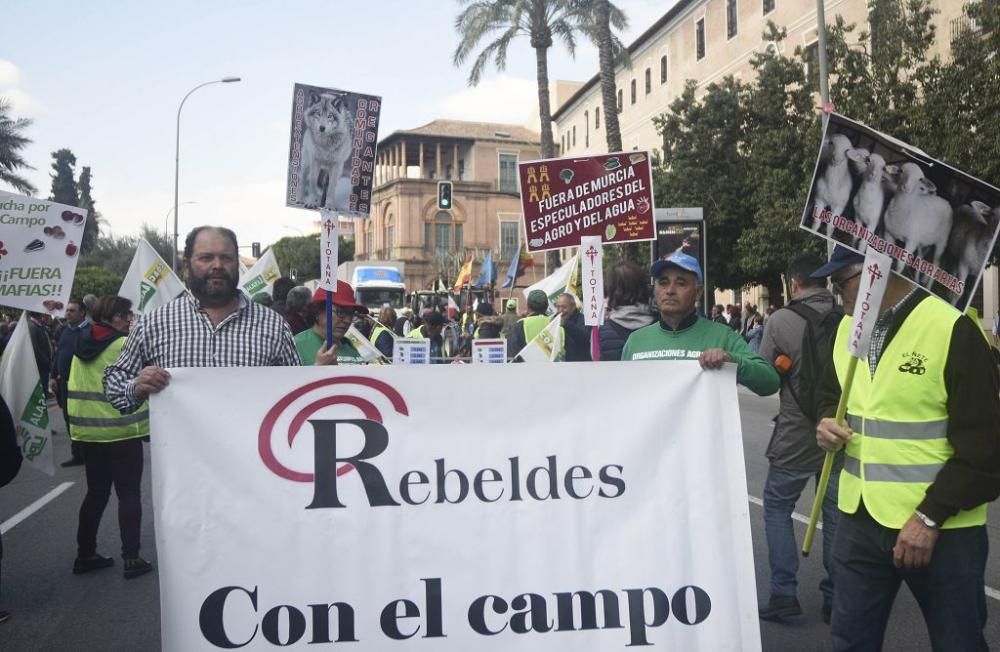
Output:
[199,577,713,648]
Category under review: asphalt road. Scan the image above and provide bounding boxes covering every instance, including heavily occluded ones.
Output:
[2,392,999,651]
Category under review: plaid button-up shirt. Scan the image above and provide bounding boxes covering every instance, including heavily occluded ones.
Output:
[867,289,922,376]
[104,291,299,413]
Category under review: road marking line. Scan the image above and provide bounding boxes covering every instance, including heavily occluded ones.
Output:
[1,482,75,535]
[747,495,1000,601]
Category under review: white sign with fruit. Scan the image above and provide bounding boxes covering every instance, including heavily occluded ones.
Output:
[0,190,88,317]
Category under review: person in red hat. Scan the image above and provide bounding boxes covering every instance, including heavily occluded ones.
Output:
[294,280,369,365]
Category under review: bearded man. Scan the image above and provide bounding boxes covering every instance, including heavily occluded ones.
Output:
[104,226,300,413]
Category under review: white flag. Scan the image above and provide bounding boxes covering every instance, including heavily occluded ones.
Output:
[847,247,893,358]
[516,316,563,363]
[239,249,281,298]
[119,239,185,317]
[0,313,55,475]
[344,324,387,364]
[523,251,580,309]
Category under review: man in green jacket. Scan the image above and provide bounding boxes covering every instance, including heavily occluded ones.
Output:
[622,252,779,397]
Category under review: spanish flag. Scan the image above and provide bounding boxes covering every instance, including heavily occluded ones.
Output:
[452,255,474,292]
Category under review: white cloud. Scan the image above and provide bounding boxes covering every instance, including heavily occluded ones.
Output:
[0,60,20,86]
[0,59,43,117]
[435,75,540,128]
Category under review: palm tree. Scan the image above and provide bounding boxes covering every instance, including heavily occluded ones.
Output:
[0,97,37,195]
[454,0,583,161]
[578,0,628,153]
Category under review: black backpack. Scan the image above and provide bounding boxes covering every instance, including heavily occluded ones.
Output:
[781,300,844,422]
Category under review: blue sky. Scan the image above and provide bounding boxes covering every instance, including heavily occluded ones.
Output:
[2,0,669,250]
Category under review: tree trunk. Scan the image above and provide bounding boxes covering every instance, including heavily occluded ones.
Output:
[595,0,622,153]
[535,44,561,272]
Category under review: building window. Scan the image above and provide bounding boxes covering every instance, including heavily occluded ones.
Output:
[803,41,820,92]
[435,223,451,254]
[572,125,576,146]
[424,223,432,251]
[617,89,623,112]
[584,111,589,147]
[660,55,668,84]
[500,221,520,261]
[455,224,463,252]
[630,79,636,104]
[727,0,738,39]
[595,106,601,129]
[763,0,775,14]
[365,222,373,256]
[499,152,519,193]
[644,68,651,94]
[696,18,706,60]
[384,214,394,256]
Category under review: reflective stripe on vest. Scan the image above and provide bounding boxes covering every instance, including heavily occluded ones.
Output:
[370,324,389,345]
[67,338,149,443]
[833,296,986,529]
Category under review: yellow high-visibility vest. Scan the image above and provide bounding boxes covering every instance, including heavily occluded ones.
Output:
[67,337,149,443]
[519,314,550,344]
[833,296,985,529]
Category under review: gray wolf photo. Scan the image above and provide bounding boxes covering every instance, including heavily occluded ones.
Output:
[298,91,352,210]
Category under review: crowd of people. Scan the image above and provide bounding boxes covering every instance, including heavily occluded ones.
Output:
[2,226,999,651]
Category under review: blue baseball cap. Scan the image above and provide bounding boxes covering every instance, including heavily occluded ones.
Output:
[810,245,865,279]
[650,252,703,284]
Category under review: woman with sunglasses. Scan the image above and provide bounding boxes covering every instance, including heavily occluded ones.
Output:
[66,295,152,579]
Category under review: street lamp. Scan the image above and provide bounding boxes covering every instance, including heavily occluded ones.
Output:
[165,201,196,241]
[172,76,241,271]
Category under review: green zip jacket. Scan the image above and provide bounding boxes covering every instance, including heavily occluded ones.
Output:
[621,314,780,396]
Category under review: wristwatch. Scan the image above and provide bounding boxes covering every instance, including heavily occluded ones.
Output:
[914,510,939,529]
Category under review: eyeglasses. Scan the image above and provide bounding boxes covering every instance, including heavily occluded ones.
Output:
[333,307,357,319]
[830,270,861,294]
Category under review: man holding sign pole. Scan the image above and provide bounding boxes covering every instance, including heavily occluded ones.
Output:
[813,246,1000,651]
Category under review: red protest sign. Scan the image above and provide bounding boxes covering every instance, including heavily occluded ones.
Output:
[519,152,656,252]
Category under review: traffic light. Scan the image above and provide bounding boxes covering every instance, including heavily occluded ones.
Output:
[251,242,261,258]
[437,181,453,210]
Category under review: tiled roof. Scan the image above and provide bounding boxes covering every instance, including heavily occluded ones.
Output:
[380,119,540,146]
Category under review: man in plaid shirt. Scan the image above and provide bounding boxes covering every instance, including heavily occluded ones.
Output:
[104,226,300,413]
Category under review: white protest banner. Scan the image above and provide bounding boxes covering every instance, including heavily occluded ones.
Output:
[286,83,382,218]
[523,251,580,308]
[0,190,87,317]
[239,248,281,298]
[0,313,54,476]
[393,338,430,364]
[847,247,893,358]
[151,363,760,651]
[800,113,1000,311]
[344,324,387,364]
[471,338,507,364]
[119,239,185,316]
[580,235,605,325]
[318,209,339,291]
[516,316,563,363]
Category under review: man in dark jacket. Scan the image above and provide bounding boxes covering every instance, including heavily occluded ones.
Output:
[756,254,842,623]
[50,299,90,467]
[555,293,591,362]
[0,394,23,623]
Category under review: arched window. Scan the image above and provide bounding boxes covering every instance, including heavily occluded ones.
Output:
[595,106,601,129]
[630,79,636,104]
[584,111,589,147]
[617,89,623,113]
[426,210,460,254]
[660,55,668,84]
[644,68,651,95]
[384,213,394,256]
